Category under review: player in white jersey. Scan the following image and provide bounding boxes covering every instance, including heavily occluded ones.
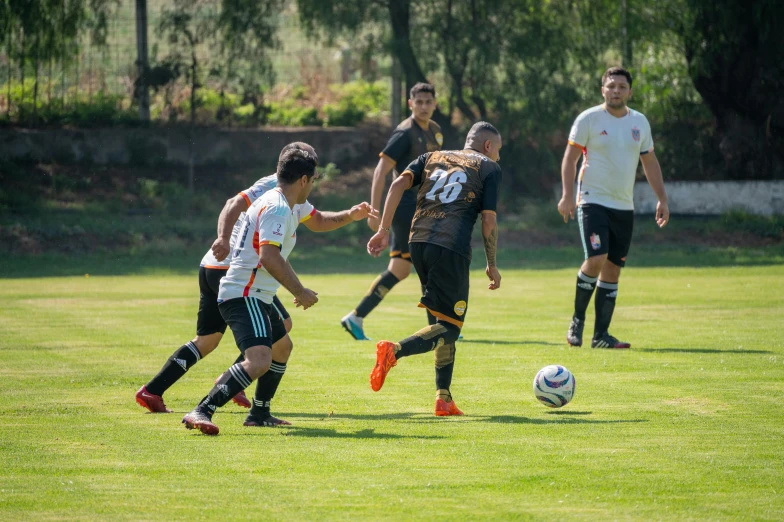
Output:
[182,148,376,435]
[136,143,376,422]
[557,67,669,349]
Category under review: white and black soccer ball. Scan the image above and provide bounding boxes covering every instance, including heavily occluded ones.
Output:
[533,365,575,408]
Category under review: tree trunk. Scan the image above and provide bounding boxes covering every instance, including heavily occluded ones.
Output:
[387,0,459,148]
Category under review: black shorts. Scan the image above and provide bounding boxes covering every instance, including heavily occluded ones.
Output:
[218,297,288,352]
[390,200,415,261]
[577,204,634,267]
[197,267,289,335]
[410,242,470,328]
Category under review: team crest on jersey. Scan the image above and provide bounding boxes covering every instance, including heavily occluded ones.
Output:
[465,191,476,203]
[454,300,467,316]
[631,127,640,142]
[435,132,444,146]
[590,233,601,250]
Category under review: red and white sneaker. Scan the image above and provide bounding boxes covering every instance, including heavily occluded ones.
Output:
[435,398,464,417]
[182,408,219,435]
[135,385,172,413]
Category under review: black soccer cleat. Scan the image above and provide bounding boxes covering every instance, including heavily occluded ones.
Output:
[591,332,631,349]
[182,408,219,435]
[566,317,585,347]
[243,413,292,427]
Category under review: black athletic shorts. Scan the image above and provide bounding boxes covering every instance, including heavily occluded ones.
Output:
[390,200,415,261]
[197,267,289,335]
[218,296,288,352]
[577,203,634,267]
[410,242,470,328]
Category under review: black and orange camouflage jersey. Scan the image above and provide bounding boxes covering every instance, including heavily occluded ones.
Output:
[403,149,502,261]
[381,116,444,207]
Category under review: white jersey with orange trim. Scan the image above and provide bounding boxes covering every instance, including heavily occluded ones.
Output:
[200,174,314,269]
[568,105,654,210]
[217,188,315,304]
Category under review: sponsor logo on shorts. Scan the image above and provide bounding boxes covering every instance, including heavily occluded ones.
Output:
[590,233,601,250]
[454,300,467,316]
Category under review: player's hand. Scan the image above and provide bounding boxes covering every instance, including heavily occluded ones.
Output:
[557,196,576,223]
[211,237,231,262]
[655,200,670,228]
[367,230,389,257]
[486,265,501,290]
[294,288,319,310]
[349,202,379,222]
[367,215,380,232]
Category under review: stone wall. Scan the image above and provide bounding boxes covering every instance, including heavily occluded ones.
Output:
[0,126,382,168]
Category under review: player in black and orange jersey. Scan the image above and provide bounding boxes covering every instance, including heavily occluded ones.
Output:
[341,82,443,341]
[366,121,503,416]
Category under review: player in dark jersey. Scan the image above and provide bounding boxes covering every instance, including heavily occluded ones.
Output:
[366,121,503,416]
[341,82,443,341]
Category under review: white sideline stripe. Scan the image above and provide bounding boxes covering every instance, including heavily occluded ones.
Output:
[249,298,268,338]
[186,342,201,361]
[229,364,252,388]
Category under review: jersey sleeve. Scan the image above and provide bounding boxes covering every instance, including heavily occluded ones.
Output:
[241,174,277,206]
[402,153,431,188]
[568,111,590,149]
[256,204,289,248]
[297,200,317,223]
[481,164,502,213]
[640,116,654,154]
[381,127,411,162]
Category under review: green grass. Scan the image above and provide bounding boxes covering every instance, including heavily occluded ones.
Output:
[1,258,783,520]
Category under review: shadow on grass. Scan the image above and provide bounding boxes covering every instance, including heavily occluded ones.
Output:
[461,339,561,346]
[638,348,773,354]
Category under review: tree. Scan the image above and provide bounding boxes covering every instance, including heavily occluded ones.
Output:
[679,0,784,178]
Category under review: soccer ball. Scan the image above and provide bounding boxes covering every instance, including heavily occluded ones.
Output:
[533,365,575,408]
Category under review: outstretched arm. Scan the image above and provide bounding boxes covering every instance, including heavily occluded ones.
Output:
[481,212,501,290]
[211,194,249,261]
[640,151,669,228]
[302,203,379,232]
[366,173,412,257]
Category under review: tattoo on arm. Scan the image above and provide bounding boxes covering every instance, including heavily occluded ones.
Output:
[324,211,349,224]
[483,225,498,267]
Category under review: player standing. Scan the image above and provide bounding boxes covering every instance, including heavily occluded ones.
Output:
[341,82,443,340]
[558,67,669,349]
[366,121,503,416]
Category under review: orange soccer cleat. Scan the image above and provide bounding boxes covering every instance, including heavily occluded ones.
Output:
[435,398,464,417]
[370,341,397,392]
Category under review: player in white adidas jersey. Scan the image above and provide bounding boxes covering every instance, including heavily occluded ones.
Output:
[136,143,376,424]
[182,147,376,435]
[557,67,669,350]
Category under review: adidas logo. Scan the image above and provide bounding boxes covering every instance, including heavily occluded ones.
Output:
[600,130,608,136]
[608,291,618,298]
[218,384,230,396]
[578,282,594,290]
[174,358,188,370]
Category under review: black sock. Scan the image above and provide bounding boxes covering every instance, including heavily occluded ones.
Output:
[396,322,460,359]
[197,363,252,416]
[435,351,455,391]
[355,270,400,318]
[145,341,202,396]
[250,360,287,417]
[594,281,618,337]
[574,270,598,321]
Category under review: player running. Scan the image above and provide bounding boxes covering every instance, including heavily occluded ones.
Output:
[366,121,503,416]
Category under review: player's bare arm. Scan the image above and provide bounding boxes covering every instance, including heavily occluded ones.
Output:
[367,173,412,257]
[481,211,501,290]
[368,155,397,231]
[259,244,318,309]
[211,194,249,261]
[640,151,670,228]
[303,203,379,232]
[558,144,583,223]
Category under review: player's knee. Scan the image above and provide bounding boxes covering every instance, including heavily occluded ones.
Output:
[438,321,461,344]
[434,342,456,368]
[283,317,293,333]
[583,255,607,276]
[271,335,293,362]
[192,333,222,356]
[242,346,272,379]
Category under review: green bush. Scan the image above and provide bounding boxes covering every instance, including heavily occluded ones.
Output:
[323,80,389,127]
[267,100,322,126]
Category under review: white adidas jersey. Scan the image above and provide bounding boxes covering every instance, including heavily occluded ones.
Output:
[200,174,313,269]
[218,188,315,304]
[568,105,653,210]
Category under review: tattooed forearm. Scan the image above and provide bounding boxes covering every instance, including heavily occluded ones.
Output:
[323,211,350,223]
[483,225,498,268]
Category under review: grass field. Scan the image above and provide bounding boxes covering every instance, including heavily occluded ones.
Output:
[1,256,783,520]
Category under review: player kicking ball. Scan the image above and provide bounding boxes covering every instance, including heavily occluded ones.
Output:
[366,122,503,416]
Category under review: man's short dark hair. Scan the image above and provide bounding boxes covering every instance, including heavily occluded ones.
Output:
[466,121,500,142]
[410,82,436,99]
[277,149,317,185]
[602,67,633,87]
[279,141,319,166]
